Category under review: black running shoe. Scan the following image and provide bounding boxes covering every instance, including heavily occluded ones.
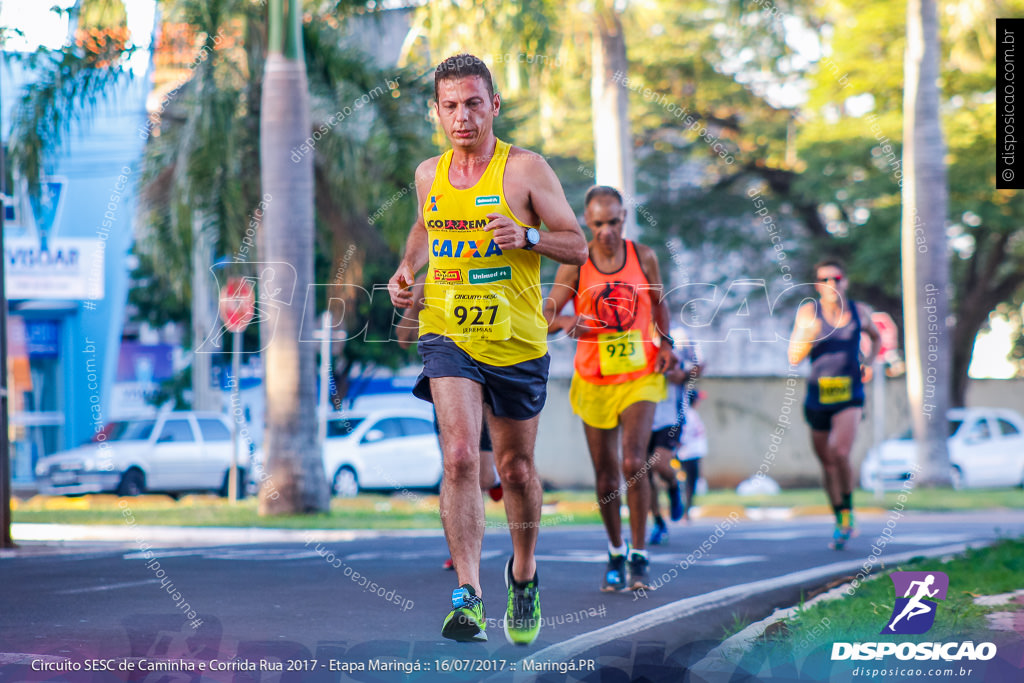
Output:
[627,552,651,591]
[602,552,627,592]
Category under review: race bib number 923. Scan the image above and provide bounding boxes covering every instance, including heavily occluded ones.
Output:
[598,330,647,376]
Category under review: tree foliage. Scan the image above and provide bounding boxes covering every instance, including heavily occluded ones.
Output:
[791,0,1024,403]
[134,2,437,385]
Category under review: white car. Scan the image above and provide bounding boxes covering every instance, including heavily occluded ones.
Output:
[35,411,251,497]
[860,408,1024,490]
[322,408,442,497]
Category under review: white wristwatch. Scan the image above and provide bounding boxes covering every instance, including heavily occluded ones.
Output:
[523,227,540,250]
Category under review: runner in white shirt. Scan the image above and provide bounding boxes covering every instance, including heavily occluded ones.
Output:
[647,343,701,543]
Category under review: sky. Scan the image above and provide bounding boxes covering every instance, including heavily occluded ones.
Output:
[2,0,155,74]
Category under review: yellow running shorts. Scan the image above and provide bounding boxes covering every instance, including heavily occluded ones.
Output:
[569,371,667,430]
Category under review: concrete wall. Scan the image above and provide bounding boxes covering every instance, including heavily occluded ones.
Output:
[534,376,1024,489]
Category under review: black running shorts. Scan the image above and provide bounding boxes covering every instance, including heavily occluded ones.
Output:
[414,334,550,420]
[803,400,864,432]
[647,425,681,455]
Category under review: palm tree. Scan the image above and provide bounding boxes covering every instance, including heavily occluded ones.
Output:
[257,0,328,513]
[10,0,433,516]
[137,1,436,512]
[591,0,634,224]
[901,0,951,485]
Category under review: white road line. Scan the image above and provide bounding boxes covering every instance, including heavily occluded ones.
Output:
[12,523,445,546]
[518,542,981,672]
[123,548,324,561]
[889,535,974,545]
[123,549,205,560]
[534,553,766,567]
[730,530,973,545]
[731,531,822,541]
[534,553,607,563]
[55,579,160,594]
[701,555,768,566]
[342,549,505,562]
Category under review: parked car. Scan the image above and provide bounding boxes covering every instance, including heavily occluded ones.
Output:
[320,408,442,497]
[35,411,251,497]
[860,408,1024,490]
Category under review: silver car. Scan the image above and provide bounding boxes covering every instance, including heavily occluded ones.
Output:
[35,411,250,497]
[322,409,443,497]
[860,407,1024,490]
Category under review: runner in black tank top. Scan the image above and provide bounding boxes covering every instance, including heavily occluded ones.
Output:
[789,259,881,549]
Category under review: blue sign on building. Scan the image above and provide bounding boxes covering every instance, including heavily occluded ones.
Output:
[2,53,150,483]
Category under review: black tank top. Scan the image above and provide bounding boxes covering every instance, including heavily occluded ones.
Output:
[806,301,864,409]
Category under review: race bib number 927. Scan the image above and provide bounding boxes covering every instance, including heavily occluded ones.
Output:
[443,289,511,341]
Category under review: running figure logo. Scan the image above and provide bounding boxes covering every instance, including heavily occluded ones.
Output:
[883,571,949,635]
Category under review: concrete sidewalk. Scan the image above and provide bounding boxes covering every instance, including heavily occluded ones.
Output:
[3,523,446,557]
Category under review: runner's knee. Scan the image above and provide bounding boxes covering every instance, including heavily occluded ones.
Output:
[442,441,479,480]
[497,453,534,488]
[595,472,620,498]
[621,454,647,478]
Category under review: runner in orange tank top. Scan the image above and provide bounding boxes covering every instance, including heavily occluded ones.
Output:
[544,186,677,592]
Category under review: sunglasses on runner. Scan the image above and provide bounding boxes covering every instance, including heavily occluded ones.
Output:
[817,275,843,284]
[592,217,623,228]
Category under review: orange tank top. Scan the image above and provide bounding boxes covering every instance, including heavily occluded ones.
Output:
[572,240,658,384]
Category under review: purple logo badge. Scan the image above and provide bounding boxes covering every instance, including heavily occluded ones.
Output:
[882,571,949,635]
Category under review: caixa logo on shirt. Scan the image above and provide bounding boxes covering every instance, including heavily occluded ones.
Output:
[831,571,997,662]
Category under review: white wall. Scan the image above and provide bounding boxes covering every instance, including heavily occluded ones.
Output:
[535,376,1024,489]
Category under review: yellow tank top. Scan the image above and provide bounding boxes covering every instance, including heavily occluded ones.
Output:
[419,139,546,366]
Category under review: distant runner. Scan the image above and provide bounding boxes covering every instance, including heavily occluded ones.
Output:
[788,259,880,549]
[675,389,708,522]
[647,341,702,544]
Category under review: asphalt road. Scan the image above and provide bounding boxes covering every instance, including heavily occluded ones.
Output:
[1,510,1021,682]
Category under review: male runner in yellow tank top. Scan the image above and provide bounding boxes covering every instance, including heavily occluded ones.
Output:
[388,54,587,645]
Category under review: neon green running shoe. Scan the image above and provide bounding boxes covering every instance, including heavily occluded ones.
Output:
[442,584,487,642]
[503,556,541,645]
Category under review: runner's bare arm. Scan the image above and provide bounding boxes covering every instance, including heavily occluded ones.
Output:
[394,274,427,349]
[788,301,820,365]
[544,264,584,337]
[857,302,882,381]
[637,244,678,373]
[487,151,587,265]
[388,159,438,308]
